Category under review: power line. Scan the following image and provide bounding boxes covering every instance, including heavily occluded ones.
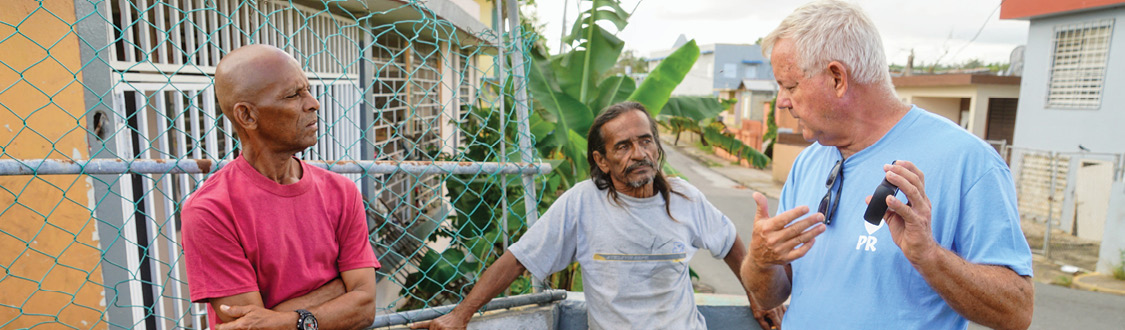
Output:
[949,0,1005,62]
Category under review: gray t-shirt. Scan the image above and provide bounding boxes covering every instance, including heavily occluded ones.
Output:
[509,178,737,330]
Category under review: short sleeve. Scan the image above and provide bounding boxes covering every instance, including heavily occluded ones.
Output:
[181,203,258,302]
[336,187,380,272]
[508,196,579,281]
[954,166,1033,276]
[689,189,737,259]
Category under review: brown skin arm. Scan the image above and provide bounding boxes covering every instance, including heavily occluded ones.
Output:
[877,161,1033,330]
[209,267,377,330]
[741,193,821,310]
[411,252,526,330]
[724,236,785,329]
[910,247,1034,330]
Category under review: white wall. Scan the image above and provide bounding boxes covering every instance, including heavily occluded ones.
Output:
[1013,7,1125,154]
[671,53,715,96]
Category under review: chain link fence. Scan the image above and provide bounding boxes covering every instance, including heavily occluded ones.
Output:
[1008,146,1123,253]
[0,0,547,328]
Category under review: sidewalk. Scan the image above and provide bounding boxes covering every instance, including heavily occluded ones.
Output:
[663,136,1125,296]
[661,136,783,199]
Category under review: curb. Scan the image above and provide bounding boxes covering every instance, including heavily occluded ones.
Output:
[1072,273,1125,296]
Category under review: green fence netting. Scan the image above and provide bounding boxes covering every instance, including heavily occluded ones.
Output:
[0,0,547,328]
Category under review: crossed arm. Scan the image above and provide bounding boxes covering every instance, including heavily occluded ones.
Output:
[207,267,377,330]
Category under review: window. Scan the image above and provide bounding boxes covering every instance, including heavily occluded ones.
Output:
[745,65,758,79]
[723,63,737,78]
[1047,19,1114,109]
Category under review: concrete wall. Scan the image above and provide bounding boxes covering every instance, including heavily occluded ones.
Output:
[773,143,807,183]
[712,44,769,90]
[1097,181,1125,274]
[1013,7,1125,153]
[911,96,962,124]
[0,1,103,328]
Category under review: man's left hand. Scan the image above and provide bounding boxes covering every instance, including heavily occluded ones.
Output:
[876,160,939,264]
[215,304,298,330]
[751,302,785,330]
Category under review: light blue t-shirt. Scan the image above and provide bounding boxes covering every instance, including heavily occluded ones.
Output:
[510,178,737,330]
[778,106,1033,329]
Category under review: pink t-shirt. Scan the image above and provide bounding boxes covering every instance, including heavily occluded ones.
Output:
[181,156,379,326]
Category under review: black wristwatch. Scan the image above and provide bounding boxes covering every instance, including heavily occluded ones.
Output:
[295,309,318,330]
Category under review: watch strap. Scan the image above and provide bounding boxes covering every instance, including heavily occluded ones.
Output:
[295,309,315,330]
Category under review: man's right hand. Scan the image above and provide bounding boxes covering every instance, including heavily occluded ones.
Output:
[410,312,470,330]
[748,192,825,270]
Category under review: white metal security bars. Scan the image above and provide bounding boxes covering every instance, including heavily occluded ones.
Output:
[108,0,362,76]
[1047,18,1114,109]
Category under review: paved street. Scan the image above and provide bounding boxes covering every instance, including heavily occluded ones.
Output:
[665,145,1125,329]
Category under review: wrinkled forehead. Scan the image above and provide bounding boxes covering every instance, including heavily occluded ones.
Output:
[602,110,654,144]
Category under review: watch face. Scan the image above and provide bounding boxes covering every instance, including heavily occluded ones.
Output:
[301,315,318,330]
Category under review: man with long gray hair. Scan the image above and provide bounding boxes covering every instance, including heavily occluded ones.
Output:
[741,1,1034,329]
[415,102,783,330]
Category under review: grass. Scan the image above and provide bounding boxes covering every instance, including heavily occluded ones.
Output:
[1113,249,1125,281]
[1052,275,1073,287]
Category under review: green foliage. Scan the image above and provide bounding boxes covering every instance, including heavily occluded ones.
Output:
[628,40,700,117]
[762,98,778,157]
[606,49,649,77]
[398,104,532,310]
[703,122,770,168]
[1052,275,1073,287]
[1113,249,1125,281]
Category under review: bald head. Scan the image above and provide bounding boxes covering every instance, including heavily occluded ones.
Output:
[214,45,302,121]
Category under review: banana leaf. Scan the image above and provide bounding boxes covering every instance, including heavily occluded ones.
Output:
[629,40,700,116]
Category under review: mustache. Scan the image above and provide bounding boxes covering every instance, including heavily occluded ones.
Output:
[626,159,655,173]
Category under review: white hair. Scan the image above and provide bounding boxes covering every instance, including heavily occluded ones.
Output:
[762,0,891,86]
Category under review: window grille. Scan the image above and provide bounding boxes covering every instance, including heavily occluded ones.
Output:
[1047,19,1114,109]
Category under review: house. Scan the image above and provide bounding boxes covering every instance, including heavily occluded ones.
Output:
[0,0,502,328]
[892,74,1022,146]
[646,36,776,129]
[1002,0,1125,153]
[1001,0,1125,274]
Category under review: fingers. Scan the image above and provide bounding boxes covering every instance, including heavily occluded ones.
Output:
[885,194,915,222]
[884,161,924,202]
[784,237,817,261]
[775,218,825,252]
[754,312,771,330]
[409,321,431,329]
[768,206,814,231]
[753,192,770,222]
[219,304,249,318]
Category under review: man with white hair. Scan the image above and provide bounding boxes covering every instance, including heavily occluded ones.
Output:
[741,1,1034,329]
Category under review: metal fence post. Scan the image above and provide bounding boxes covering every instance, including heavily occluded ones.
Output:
[505,0,539,228]
[1044,151,1057,257]
[74,1,148,328]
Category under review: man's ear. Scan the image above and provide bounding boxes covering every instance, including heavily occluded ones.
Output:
[231,102,258,130]
[593,150,610,173]
[827,61,849,98]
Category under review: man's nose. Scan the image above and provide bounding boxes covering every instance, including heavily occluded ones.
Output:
[628,142,649,160]
[304,90,321,112]
[776,94,792,110]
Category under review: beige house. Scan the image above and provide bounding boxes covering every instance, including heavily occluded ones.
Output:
[892,74,1022,144]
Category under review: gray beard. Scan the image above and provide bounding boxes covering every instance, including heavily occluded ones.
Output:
[626,176,653,188]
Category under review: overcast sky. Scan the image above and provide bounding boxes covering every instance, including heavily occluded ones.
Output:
[525,0,1029,66]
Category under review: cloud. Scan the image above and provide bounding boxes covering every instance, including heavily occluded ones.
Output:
[531,0,1027,63]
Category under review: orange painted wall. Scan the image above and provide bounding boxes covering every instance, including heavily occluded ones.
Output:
[0,1,104,328]
[1001,0,1125,19]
